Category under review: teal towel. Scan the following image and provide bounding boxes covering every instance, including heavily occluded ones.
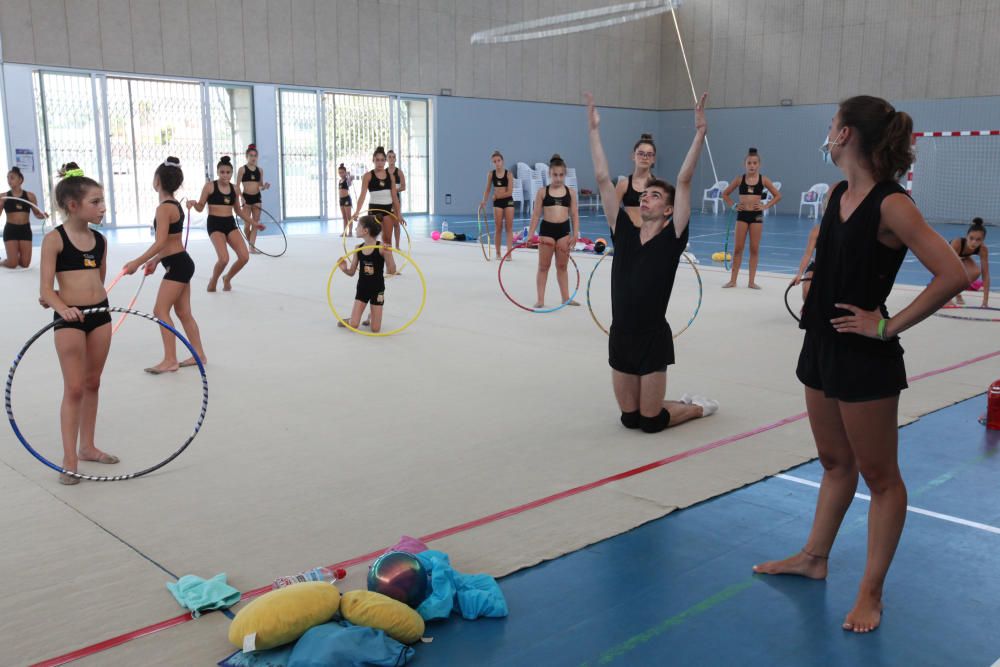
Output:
[167,573,241,618]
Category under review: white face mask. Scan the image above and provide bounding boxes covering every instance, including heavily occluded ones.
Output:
[820,129,844,165]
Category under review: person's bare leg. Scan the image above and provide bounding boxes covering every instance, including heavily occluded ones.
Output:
[639,372,703,427]
[369,304,384,333]
[54,329,86,477]
[77,324,115,462]
[1,240,19,268]
[222,231,249,290]
[504,207,515,258]
[748,222,763,288]
[554,237,578,304]
[494,208,503,259]
[839,395,905,633]
[754,387,858,579]
[612,370,640,414]
[175,284,207,367]
[146,281,185,373]
[18,239,32,267]
[535,241,554,308]
[723,222,748,287]
[208,233,229,292]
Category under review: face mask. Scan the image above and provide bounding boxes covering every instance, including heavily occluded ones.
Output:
[820,130,844,165]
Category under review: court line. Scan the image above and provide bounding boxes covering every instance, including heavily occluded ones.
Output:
[777,474,1000,536]
[32,348,1000,666]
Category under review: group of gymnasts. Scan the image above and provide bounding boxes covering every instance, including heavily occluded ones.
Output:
[1,87,993,636]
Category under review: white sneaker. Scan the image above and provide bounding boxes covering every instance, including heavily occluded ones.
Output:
[679,393,694,405]
[691,395,719,417]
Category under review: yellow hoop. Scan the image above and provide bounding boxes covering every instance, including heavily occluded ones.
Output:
[326,245,427,337]
[345,209,411,274]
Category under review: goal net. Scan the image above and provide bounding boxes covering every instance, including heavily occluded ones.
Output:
[907,131,1000,225]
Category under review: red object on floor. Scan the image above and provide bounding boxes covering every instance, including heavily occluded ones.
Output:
[988,379,1000,430]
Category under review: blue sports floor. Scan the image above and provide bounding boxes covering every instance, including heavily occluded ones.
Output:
[416,395,999,667]
[99,208,994,288]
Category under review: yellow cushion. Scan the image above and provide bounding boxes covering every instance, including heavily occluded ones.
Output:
[228,583,341,651]
[340,590,425,644]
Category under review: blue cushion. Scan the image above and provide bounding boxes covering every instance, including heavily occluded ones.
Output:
[218,644,294,667]
[288,621,414,667]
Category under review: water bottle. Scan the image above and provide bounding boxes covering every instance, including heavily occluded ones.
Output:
[272,566,347,589]
[987,379,1000,430]
[521,226,529,243]
[441,221,449,234]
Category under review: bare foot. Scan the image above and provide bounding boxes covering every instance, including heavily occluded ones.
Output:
[566,299,581,306]
[179,357,203,368]
[749,282,762,289]
[223,277,232,291]
[337,321,346,328]
[144,361,179,374]
[722,281,737,288]
[59,472,80,485]
[533,302,544,309]
[843,591,883,633]
[207,282,218,293]
[955,295,965,305]
[752,550,828,579]
[78,448,119,464]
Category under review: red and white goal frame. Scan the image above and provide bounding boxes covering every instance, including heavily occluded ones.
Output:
[906,129,1000,192]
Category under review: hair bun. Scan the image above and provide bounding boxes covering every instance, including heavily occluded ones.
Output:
[338,163,346,169]
[748,147,758,154]
[375,146,385,153]
[219,156,232,165]
[973,217,984,226]
[164,156,181,166]
[551,153,562,161]
[9,166,22,175]
[247,143,256,150]
[640,133,653,141]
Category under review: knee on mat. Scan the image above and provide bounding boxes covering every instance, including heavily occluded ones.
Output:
[639,409,671,433]
[620,411,640,429]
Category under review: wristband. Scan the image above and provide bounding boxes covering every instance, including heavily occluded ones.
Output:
[877,318,887,340]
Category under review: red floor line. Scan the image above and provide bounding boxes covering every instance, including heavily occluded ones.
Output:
[32,349,999,667]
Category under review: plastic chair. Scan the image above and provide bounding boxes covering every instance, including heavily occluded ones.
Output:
[535,163,549,185]
[701,180,728,214]
[763,180,781,216]
[798,183,829,218]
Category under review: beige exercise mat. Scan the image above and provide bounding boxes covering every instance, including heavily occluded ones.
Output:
[2,231,996,665]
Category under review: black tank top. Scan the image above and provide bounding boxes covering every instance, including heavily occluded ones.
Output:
[621,175,647,207]
[241,166,260,183]
[368,170,391,192]
[610,209,689,334]
[800,181,909,343]
[3,191,31,214]
[543,185,571,208]
[492,169,509,190]
[55,225,105,272]
[339,177,350,191]
[957,237,978,258]
[388,167,401,184]
[357,242,386,288]
[207,181,235,206]
[154,200,185,235]
[738,174,765,198]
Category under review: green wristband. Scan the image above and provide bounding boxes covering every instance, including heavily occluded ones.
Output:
[877,318,887,340]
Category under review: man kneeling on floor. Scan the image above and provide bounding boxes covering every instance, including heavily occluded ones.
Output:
[586,91,719,433]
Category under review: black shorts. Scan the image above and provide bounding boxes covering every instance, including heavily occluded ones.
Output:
[340,195,352,207]
[355,282,385,306]
[54,299,112,334]
[796,328,908,402]
[737,211,763,224]
[243,192,261,206]
[207,215,238,236]
[609,324,674,376]
[540,220,571,241]
[369,204,394,221]
[493,197,514,209]
[3,223,31,242]
[161,251,195,284]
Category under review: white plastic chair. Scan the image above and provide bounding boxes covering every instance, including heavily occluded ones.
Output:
[701,180,728,214]
[511,177,524,212]
[565,167,577,180]
[565,175,578,191]
[535,162,549,185]
[525,175,545,217]
[798,183,829,218]
[762,180,781,217]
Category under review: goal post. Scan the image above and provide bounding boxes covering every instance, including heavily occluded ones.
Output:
[907,130,1000,225]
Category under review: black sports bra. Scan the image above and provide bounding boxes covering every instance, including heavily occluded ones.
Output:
[241,166,260,183]
[55,225,105,272]
[388,167,401,184]
[621,175,647,207]
[154,200,185,235]
[957,238,978,258]
[492,169,509,189]
[339,177,350,191]
[3,191,32,214]
[543,185,571,208]
[739,174,765,197]
[368,170,391,192]
[207,181,236,206]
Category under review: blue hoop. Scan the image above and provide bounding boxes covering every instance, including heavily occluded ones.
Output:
[497,243,580,313]
[5,307,208,481]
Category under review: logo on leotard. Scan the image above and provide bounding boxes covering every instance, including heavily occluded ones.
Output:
[364,262,375,276]
[224,197,230,204]
[83,255,96,268]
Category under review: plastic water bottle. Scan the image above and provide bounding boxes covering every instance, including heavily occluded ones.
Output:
[272,566,347,589]
[441,221,449,234]
[987,379,1000,431]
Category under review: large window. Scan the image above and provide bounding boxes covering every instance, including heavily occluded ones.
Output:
[34,72,101,207]
[210,84,255,173]
[397,99,429,214]
[278,90,320,219]
[325,93,392,217]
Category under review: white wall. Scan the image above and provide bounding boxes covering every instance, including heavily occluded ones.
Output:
[2,63,44,206]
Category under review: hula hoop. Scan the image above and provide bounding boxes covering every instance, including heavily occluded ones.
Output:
[1,195,50,234]
[5,307,208,481]
[478,207,492,261]
[497,243,580,313]
[933,305,1000,322]
[240,207,287,258]
[326,245,427,337]
[345,210,410,274]
[112,273,147,334]
[585,250,703,338]
[471,0,677,44]
[782,278,812,323]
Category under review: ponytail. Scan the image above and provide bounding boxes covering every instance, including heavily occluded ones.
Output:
[839,96,914,182]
